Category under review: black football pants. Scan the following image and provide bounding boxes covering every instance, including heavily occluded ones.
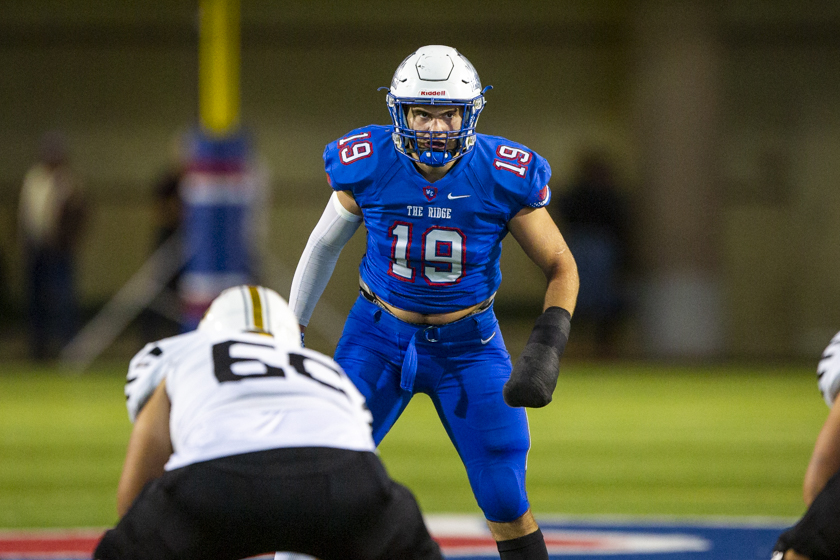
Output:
[94,447,442,560]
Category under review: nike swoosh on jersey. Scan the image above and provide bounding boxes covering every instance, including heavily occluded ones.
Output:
[480,332,497,344]
[447,193,471,199]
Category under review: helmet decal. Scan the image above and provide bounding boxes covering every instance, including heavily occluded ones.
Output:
[391,57,411,91]
[245,285,265,332]
[198,285,301,345]
[415,52,454,81]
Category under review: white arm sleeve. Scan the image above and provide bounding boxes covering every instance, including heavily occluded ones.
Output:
[818,330,840,407]
[289,192,363,327]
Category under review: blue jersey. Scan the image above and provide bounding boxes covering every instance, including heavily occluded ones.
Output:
[323,125,551,314]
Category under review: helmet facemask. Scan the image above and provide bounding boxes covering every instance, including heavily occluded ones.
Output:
[384,46,489,167]
[387,94,486,166]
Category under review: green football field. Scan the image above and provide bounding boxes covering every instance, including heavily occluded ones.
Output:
[0,360,824,529]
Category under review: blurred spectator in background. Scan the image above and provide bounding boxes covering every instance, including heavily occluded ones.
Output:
[552,149,632,357]
[153,132,187,257]
[17,131,88,361]
[0,244,12,341]
[0,244,9,316]
[140,131,188,341]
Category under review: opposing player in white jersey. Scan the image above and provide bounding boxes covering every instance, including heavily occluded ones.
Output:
[773,331,840,560]
[93,285,443,560]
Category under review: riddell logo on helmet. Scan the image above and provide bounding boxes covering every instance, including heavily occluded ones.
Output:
[420,91,446,96]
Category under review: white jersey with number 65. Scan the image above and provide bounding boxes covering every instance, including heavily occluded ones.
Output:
[125,329,375,471]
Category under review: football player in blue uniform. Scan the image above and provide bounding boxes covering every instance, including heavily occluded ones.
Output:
[289,45,579,559]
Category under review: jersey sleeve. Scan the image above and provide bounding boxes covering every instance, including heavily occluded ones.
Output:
[525,184,551,208]
[323,125,392,197]
[124,332,195,422]
[521,151,551,209]
[818,331,840,407]
[476,136,552,216]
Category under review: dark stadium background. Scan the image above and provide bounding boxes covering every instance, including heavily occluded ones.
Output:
[1,0,839,362]
[0,3,838,556]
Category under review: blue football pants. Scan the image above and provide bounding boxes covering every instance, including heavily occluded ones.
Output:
[334,295,532,523]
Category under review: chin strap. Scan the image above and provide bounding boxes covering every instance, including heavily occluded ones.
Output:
[503,307,571,408]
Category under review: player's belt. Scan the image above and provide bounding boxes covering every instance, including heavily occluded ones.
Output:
[359,279,498,393]
[359,279,387,309]
[359,279,494,320]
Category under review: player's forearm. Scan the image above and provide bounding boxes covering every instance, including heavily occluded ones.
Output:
[803,456,839,507]
[803,398,840,505]
[542,252,579,316]
[117,450,167,517]
[289,238,343,328]
[117,383,172,517]
[289,192,361,327]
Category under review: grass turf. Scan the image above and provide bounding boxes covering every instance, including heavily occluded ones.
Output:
[0,360,824,528]
[378,363,824,520]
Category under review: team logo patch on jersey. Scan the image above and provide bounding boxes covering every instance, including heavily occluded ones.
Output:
[423,185,437,202]
[528,185,550,208]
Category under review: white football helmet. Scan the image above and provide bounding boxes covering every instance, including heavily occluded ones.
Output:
[198,285,301,344]
[385,45,490,166]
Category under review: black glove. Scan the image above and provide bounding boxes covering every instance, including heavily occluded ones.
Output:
[504,306,571,408]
